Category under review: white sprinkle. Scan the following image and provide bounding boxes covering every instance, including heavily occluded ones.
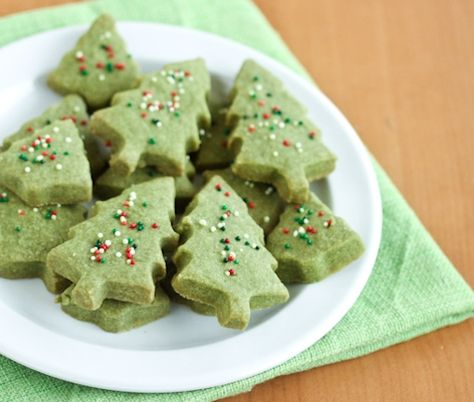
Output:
[99,74,105,81]
[273,151,279,157]
[51,215,57,221]
[55,164,63,170]
[225,271,231,276]
[263,216,270,223]
[199,219,208,226]
[24,166,31,173]
[265,187,274,195]
[105,240,112,246]
[151,76,157,82]
[255,84,263,91]
[217,222,226,229]
[129,192,137,200]
[293,230,299,237]
[33,208,39,212]
[210,226,217,232]
[114,231,121,237]
[298,226,305,234]
[28,147,34,153]
[244,233,249,239]
[90,247,97,253]
[53,126,59,133]
[97,233,104,238]
[90,256,96,261]
[122,238,129,245]
[221,250,227,257]
[75,51,83,58]
[73,106,80,112]
[65,137,72,143]
[199,129,206,136]
[296,142,302,148]
[303,218,309,224]
[234,211,240,217]
[99,248,105,254]
[278,122,285,128]
[116,252,122,258]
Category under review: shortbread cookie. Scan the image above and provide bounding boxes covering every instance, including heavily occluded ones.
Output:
[172,176,289,330]
[90,59,211,176]
[0,188,85,293]
[58,284,170,333]
[227,60,336,203]
[2,95,105,177]
[203,168,284,234]
[48,14,139,109]
[267,193,365,283]
[0,120,92,206]
[47,178,179,310]
[195,107,234,170]
[94,161,197,208]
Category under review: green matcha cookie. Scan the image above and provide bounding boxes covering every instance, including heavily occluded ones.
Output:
[172,176,289,330]
[2,95,105,177]
[195,107,234,171]
[227,60,336,203]
[161,261,215,316]
[0,120,93,207]
[58,284,170,333]
[90,59,211,176]
[94,160,197,210]
[203,168,284,235]
[48,14,139,109]
[47,178,179,310]
[0,188,85,293]
[267,193,365,283]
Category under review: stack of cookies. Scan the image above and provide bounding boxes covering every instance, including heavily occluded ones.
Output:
[0,14,364,332]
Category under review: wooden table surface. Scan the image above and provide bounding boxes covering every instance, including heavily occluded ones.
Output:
[1,1,473,401]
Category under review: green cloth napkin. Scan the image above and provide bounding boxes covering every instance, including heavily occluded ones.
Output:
[0,1,472,401]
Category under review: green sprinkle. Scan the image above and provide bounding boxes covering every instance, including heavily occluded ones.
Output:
[126,102,133,107]
[224,245,230,251]
[106,62,114,72]
[284,243,291,250]
[174,111,181,118]
[235,236,241,241]
[147,137,156,145]
[306,239,313,245]
[142,201,148,208]
[233,260,239,265]
[244,241,250,246]
[101,258,106,264]
[266,92,272,97]
[63,151,69,156]
[15,226,22,232]
[221,204,228,211]
[19,154,28,162]
[220,238,226,244]
[298,120,304,126]
[223,257,228,263]
[46,119,52,125]
[252,76,259,81]
[80,69,89,76]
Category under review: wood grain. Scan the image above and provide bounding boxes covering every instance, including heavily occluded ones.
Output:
[1,1,473,401]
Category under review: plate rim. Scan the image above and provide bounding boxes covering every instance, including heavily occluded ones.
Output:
[0,21,382,393]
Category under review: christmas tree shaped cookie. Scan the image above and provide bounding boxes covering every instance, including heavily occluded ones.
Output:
[0,188,85,293]
[267,193,365,283]
[95,160,197,210]
[58,284,170,333]
[203,168,284,235]
[48,14,139,109]
[0,120,93,206]
[195,107,234,171]
[90,59,211,176]
[47,178,179,310]
[172,176,289,330]
[2,95,105,177]
[227,60,336,203]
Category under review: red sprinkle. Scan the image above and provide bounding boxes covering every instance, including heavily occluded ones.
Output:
[308,131,317,139]
[258,99,266,107]
[49,154,56,160]
[105,140,113,147]
[228,269,236,276]
[282,227,289,234]
[115,63,125,70]
[80,119,88,126]
[282,139,291,147]
[262,113,271,120]
[140,112,148,118]
[318,211,325,217]
[96,62,105,69]
[215,183,222,191]
[306,226,317,234]
[224,238,231,244]
[227,255,235,262]
[151,223,159,229]
[129,223,138,229]
[248,201,255,209]
[20,144,28,151]
[184,70,191,77]
[224,191,231,197]
[27,127,33,133]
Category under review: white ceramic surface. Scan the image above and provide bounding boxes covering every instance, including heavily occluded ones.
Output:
[0,22,382,393]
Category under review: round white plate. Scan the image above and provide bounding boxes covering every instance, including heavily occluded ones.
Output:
[0,22,382,393]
